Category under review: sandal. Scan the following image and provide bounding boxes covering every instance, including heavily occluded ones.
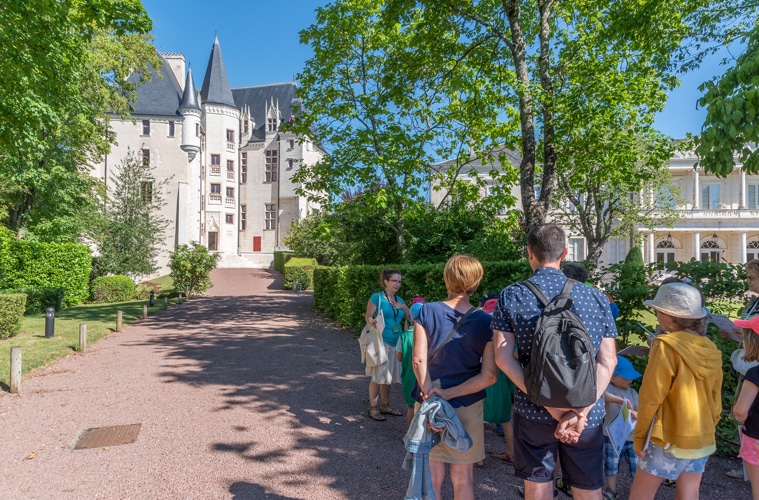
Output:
[379,404,403,416]
[602,486,618,500]
[555,477,572,497]
[368,406,386,421]
[491,452,514,464]
[474,460,485,468]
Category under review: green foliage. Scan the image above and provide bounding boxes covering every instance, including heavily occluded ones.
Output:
[313,260,531,334]
[0,1,157,239]
[91,275,135,304]
[273,250,295,273]
[0,293,26,339]
[2,288,65,315]
[283,211,340,266]
[135,281,161,300]
[1,240,91,306]
[284,258,320,290]
[603,247,649,345]
[91,151,170,280]
[169,243,219,297]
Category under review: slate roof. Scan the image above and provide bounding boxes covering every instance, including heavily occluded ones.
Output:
[126,53,182,117]
[232,83,297,142]
[179,67,200,112]
[431,147,521,173]
[200,35,236,108]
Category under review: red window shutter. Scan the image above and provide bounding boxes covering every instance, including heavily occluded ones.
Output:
[253,236,261,252]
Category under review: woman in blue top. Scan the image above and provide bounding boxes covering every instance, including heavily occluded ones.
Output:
[365,269,410,421]
[413,254,497,500]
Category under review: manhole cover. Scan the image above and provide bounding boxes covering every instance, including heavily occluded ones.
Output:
[74,423,141,450]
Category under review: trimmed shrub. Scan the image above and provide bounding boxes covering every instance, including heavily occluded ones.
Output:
[92,275,136,303]
[2,287,65,315]
[135,281,162,300]
[284,257,319,290]
[0,293,26,339]
[274,250,295,274]
[169,243,219,297]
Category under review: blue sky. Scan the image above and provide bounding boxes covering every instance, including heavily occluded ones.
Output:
[142,0,730,139]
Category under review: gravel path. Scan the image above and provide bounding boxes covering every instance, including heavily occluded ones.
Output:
[0,269,751,499]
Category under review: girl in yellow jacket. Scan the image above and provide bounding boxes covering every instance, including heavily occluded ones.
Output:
[630,282,722,500]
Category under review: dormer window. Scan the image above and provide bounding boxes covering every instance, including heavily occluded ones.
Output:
[243,119,249,134]
[267,118,277,132]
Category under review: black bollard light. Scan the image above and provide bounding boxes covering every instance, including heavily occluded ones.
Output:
[45,307,55,338]
[149,289,155,307]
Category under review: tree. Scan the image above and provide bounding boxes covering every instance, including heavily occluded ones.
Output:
[92,151,170,279]
[385,0,731,230]
[0,1,157,240]
[292,0,514,258]
[169,243,220,298]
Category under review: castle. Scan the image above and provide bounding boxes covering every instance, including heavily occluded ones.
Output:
[92,35,323,274]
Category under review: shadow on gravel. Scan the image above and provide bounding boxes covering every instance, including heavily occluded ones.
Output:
[130,290,413,498]
[230,481,300,499]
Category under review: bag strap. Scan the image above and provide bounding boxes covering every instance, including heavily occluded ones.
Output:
[522,278,576,308]
[428,307,476,365]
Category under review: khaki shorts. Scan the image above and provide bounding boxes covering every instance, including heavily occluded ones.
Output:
[426,399,485,464]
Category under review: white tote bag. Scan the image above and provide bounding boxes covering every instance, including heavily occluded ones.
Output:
[358,308,387,367]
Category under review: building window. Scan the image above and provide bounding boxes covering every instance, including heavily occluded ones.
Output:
[141,148,150,167]
[700,239,721,262]
[265,203,276,230]
[265,150,278,182]
[240,205,246,231]
[289,139,295,149]
[142,119,150,135]
[227,160,234,172]
[195,123,200,137]
[243,119,249,134]
[226,214,234,224]
[168,120,175,137]
[240,152,247,183]
[208,231,218,251]
[656,239,676,264]
[748,240,759,262]
[140,181,153,203]
[210,183,221,194]
[749,184,759,209]
[226,187,234,198]
[701,184,720,210]
[267,117,277,131]
[211,154,220,166]
[226,129,235,143]
[566,237,585,262]
[288,159,294,169]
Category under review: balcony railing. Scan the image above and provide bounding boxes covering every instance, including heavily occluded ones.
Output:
[226,171,234,181]
[208,193,221,204]
[210,166,221,175]
[225,197,235,207]
[226,142,235,152]
[676,208,759,219]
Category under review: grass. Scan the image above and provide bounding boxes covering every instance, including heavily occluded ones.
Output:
[141,274,175,297]
[0,296,180,389]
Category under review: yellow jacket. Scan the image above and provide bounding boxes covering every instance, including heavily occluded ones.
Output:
[633,330,722,453]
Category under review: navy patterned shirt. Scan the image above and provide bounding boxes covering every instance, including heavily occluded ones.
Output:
[491,267,617,428]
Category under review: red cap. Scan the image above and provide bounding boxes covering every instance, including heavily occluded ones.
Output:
[735,315,759,335]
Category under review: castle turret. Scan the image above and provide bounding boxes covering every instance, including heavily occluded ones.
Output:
[179,67,201,161]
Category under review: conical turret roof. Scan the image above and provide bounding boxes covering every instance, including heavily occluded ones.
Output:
[200,35,236,108]
[179,67,200,111]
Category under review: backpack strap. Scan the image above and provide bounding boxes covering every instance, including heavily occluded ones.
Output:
[522,279,550,307]
[523,278,576,309]
[428,307,476,365]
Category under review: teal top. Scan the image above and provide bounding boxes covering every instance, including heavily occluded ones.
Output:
[370,291,407,345]
[396,329,416,407]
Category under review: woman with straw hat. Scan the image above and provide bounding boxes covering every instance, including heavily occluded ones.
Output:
[630,282,723,500]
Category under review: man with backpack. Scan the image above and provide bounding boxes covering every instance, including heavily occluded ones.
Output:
[492,224,618,500]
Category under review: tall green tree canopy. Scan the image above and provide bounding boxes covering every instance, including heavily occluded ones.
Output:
[0,0,157,241]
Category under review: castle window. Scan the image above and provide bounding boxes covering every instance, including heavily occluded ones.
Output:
[267,118,277,132]
[265,150,278,182]
[140,182,153,203]
[211,154,220,166]
[141,149,150,167]
[240,205,246,231]
[749,184,759,210]
[241,152,247,184]
[226,129,235,143]
[289,139,295,149]
[226,187,235,198]
[265,203,276,230]
[226,214,234,224]
[207,231,218,251]
[243,119,249,134]
[210,183,221,194]
[142,120,150,136]
[168,121,175,137]
[227,160,234,171]
[195,123,200,137]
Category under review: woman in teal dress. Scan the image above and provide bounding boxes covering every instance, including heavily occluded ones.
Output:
[364,269,410,421]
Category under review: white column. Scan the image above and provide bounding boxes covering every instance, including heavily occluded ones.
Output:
[693,168,701,209]
[741,231,748,263]
[740,167,747,209]
[693,232,701,261]
[647,232,655,264]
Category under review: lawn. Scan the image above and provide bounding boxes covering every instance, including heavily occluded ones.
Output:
[0,294,179,390]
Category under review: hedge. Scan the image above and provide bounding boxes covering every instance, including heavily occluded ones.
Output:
[0,293,27,339]
[313,260,532,334]
[284,257,320,290]
[92,275,136,303]
[1,287,65,315]
[0,238,91,306]
[273,250,295,274]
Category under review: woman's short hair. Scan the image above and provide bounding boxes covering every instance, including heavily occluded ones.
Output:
[747,259,759,275]
[444,254,483,294]
[743,328,759,362]
[379,268,401,288]
[527,224,566,263]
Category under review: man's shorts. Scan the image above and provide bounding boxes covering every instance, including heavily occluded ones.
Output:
[638,443,709,480]
[513,412,605,490]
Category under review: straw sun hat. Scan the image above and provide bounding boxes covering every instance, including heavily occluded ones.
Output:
[643,282,708,319]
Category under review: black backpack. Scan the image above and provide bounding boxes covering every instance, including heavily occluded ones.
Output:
[522,279,597,409]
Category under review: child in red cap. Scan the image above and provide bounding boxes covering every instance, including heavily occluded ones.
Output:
[731,314,759,500]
